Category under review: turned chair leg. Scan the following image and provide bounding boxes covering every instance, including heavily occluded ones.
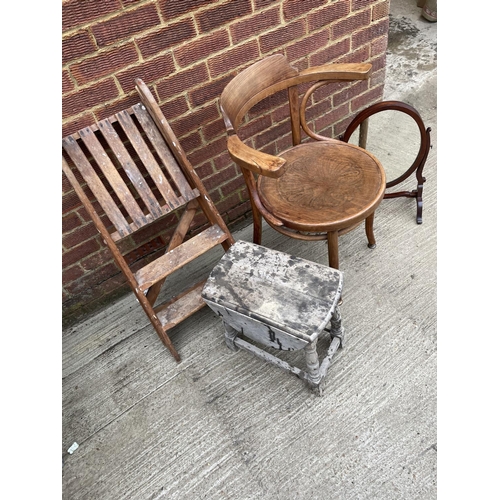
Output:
[327,230,340,269]
[365,212,376,249]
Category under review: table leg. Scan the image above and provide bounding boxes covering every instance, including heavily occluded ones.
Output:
[330,306,345,348]
[304,339,321,386]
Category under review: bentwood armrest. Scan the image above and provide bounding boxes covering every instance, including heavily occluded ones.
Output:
[227,135,286,178]
[298,63,372,82]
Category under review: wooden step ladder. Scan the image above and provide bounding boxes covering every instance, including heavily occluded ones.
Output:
[62,78,234,361]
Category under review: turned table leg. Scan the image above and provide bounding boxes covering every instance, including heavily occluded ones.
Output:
[304,339,321,386]
[330,306,345,348]
[224,322,240,351]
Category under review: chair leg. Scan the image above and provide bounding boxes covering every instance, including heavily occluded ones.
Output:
[327,231,339,269]
[365,212,376,249]
[252,210,263,245]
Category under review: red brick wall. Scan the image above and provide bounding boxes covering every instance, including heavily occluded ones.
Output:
[62,0,390,323]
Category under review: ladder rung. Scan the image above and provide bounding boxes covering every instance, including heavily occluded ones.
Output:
[155,281,207,330]
[135,224,228,291]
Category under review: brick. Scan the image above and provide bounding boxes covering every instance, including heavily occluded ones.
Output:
[307,0,350,31]
[63,222,101,252]
[208,40,259,79]
[254,0,277,9]
[116,52,176,93]
[304,98,335,125]
[174,29,230,68]
[202,119,226,142]
[259,20,306,54]
[81,247,117,271]
[159,0,210,20]
[62,113,95,137]
[63,264,85,285]
[62,32,96,64]
[156,64,209,100]
[254,120,292,149]
[195,161,215,180]
[369,67,386,88]
[221,176,246,197]
[284,0,326,21]
[313,102,349,132]
[137,19,196,58]
[351,85,384,112]
[203,164,237,191]
[159,96,189,121]
[370,53,387,73]
[331,10,371,39]
[230,7,280,44]
[334,80,369,107]
[214,192,242,215]
[337,44,370,63]
[352,19,389,50]
[62,70,74,94]
[94,94,141,121]
[91,4,161,48]
[188,74,234,108]
[270,103,292,127]
[286,29,329,62]
[334,115,353,137]
[179,130,203,154]
[371,35,388,57]
[62,79,119,118]
[310,38,351,66]
[352,0,377,11]
[248,89,288,119]
[63,212,82,233]
[239,115,273,141]
[70,43,139,85]
[62,0,121,31]
[170,103,219,138]
[196,0,252,34]
[372,0,389,21]
[188,136,227,167]
[213,151,233,171]
[62,238,101,268]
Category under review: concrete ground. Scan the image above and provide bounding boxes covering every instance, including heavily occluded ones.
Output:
[62,1,437,498]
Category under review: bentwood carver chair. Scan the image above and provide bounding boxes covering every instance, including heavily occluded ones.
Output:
[220,54,386,270]
[62,78,234,362]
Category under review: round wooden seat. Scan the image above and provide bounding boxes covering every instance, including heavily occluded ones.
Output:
[258,140,386,268]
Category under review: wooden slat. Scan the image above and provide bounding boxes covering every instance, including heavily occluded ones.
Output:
[62,136,132,238]
[135,224,228,291]
[133,104,194,200]
[115,110,181,210]
[154,281,207,330]
[78,127,149,228]
[98,118,164,219]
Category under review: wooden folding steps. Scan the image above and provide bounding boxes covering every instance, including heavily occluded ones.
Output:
[62,78,235,362]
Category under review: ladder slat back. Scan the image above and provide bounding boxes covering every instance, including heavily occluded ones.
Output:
[114,110,181,210]
[132,103,194,199]
[62,135,133,239]
[97,117,164,219]
[78,126,150,228]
